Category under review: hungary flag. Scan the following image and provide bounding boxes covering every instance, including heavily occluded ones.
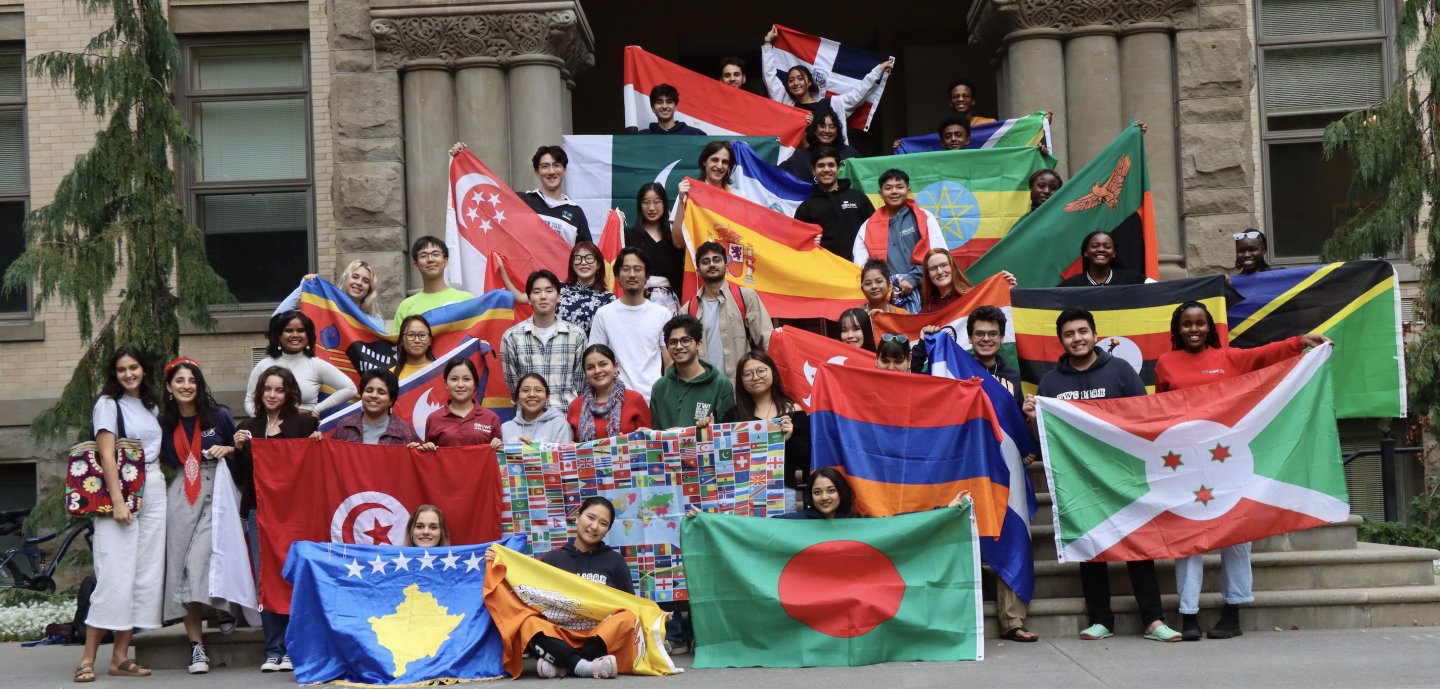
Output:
[840,146,1055,269]
[681,507,983,667]
[1036,344,1349,563]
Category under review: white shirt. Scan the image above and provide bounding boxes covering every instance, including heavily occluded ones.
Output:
[586,299,671,401]
[243,352,359,417]
[92,395,162,466]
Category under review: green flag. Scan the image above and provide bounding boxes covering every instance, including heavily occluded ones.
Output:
[681,507,983,668]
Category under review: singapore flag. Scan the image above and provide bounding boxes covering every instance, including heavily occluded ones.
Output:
[444,149,572,294]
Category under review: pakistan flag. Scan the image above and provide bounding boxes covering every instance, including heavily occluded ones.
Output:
[1036,345,1349,563]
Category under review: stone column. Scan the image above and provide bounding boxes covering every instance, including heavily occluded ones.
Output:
[507,55,566,190]
[562,75,575,135]
[1121,24,1183,276]
[1064,26,1123,172]
[1004,29,1068,176]
[454,57,511,184]
[400,62,456,262]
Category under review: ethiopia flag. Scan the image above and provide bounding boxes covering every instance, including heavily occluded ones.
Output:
[681,507,982,667]
[1229,260,1405,419]
[680,179,861,319]
[1011,275,1231,395]
[768,325,874,410]
[968,123,1158,285]
[1036,345,1349,562]
[840,146,1055,269]
[894,110,1052,154]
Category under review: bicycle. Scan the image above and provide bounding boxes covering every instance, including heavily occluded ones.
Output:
[0,508,95,593]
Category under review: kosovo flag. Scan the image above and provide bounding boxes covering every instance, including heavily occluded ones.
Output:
[284,535,526,686]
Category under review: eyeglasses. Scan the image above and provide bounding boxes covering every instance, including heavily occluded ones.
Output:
[414,250,445,261]
[971,330,1002,341]
[1233,230,1264,241]
[698,256,727,267]
[403,332,431,341]
[665,336,696,349]
[741,368,770,381]
[880,333,909,344]
[572,254,597,265]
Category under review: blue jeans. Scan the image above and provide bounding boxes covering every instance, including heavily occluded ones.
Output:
[660,601,691,645]
[1175,542,1254,615]
[247,509,288,657]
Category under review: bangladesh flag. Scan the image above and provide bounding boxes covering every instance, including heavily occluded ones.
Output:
[1229,260,1405,419]
[562,135,781,247]
[840,146,1055,269]
[1036,345,1349,563]
[681,507,983,667]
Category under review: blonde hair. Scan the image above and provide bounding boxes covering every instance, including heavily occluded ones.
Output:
[341,260,380,316]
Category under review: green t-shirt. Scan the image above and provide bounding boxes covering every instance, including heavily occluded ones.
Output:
[393,287,475,324]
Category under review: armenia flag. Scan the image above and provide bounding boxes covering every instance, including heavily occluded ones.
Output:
[809,363,1010,536]
[895,110,1052,154]
[969,123,1158,285]
[840,146,1055,269]
[682,507,983,667]
[1037,345,1349,562]
[1012,275,1231,395]
[283,536,525,686]
[1229,260,1405,418]
[680,179,861,319]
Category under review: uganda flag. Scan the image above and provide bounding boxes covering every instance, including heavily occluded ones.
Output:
[968,123,1158,286]
[1036,345,1349,563]
[840,146,1055,269]
[1229,260,1405,419]
[1012,275,1231,395]
[681,507,983,667]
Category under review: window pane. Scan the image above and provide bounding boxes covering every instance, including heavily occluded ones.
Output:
[1262,44,1385,117]
[199,191,308,303]
[190,44,304,91]
[1259,0,1381,38]
[0,53,21,99]
[0,200,26,313]
[1267,141,1362,259]
[0,108,24,193]
[1266,110,1349,132]
[194,99,306,182]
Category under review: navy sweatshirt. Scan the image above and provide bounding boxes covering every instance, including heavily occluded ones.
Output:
[1036,349,1146,401]
[538,539,634,595]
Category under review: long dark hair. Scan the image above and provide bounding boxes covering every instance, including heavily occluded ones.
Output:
[732,351,795,421]
[392,315,435,376]
[250,366,302,420]
[696,140,735,188]
[1169,301,1221,351]
[838,308,876,352]
[785,65,820,101]
[162,361,225,431]
[566,240,609,288]
[806,467,857,518]
[633,182,671,235]
[804,110,847,149]
[1078,231,1126,273]
[99,346,158,408]
[266,310,316,359]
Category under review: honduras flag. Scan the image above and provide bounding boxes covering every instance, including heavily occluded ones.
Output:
[729,140,811,216]
[896,111,1052,155]
[925,332,1038,603]
[284,534,528,686]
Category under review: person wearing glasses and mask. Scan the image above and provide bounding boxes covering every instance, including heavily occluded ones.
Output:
[648,314,735,430]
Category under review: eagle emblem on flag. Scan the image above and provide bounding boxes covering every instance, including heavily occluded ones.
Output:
[1064,154,1131,212]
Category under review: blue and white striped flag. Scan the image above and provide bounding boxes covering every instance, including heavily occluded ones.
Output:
[729,140,812,217]
[896,111,1052,155]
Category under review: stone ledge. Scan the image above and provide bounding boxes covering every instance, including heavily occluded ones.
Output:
[180,312,272,336]
[0,318,44,342]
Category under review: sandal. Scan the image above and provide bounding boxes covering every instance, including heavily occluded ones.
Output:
[1144,623,1183,642]
[1079,623,1114,640]
[74,664,96,683]
[108,659,153,677]
[1000,626,1039,642]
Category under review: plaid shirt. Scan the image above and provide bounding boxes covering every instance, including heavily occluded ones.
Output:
[501,317,588,409]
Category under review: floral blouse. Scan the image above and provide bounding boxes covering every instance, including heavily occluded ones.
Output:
[557,283,615,336]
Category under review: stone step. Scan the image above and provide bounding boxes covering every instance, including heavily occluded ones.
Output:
[132,624,268,671]
[1028,515,1363,561]
[982,584,1440,639]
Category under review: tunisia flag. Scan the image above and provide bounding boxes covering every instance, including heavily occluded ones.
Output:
[444,148,572,294]
[253,439,501,613]
[768,325,871,411]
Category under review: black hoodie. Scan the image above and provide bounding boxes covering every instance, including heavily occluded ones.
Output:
[795,180,875,259]
[538,539,634,595]
[1036,349,1146,402]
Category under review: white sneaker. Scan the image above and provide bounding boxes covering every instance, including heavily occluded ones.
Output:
[217,610,236,635]
[261,656,283,672]
[279,654,293,672]
[188,643,210,674]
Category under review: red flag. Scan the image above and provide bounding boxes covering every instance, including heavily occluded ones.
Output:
[253,439,502,613]
[768,325,873,411]
[598,208,625,294]
[444,149,572,294]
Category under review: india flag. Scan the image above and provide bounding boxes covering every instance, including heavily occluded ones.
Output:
[1036,344,1350,563]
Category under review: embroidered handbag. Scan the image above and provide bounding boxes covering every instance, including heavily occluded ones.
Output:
[64,399,146,517]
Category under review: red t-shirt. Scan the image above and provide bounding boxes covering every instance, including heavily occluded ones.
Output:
[424,404,503,447]
[567,390,652,440]
[1154,336,1305,392]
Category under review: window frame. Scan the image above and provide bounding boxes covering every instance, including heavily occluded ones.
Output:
[176,33,314,308]
[0,43,30,318]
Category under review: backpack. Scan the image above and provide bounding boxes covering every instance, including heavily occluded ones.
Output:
[71,576,113,644]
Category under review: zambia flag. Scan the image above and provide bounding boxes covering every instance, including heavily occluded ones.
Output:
[1012,275,1231,395]
[1036,345,1349,562]
[681,507,983,667]
[1229,260,1405,419]
[840,146,1056,269]
[969,123,1158,285]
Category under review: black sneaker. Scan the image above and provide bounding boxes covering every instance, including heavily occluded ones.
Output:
[217,610,236,635]
[188,643,210,674]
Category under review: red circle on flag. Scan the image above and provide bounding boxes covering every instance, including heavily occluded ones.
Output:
[778,540,905,638]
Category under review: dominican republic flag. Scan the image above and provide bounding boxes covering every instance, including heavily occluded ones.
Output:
[445,148,573,295]
[624,46,809,156]
[767,24,893,132]
[1036,344,1348,562]
[730,140,811,216]
[925,332,1038,603]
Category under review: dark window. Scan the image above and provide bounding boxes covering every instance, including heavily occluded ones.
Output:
[0,49,28,314]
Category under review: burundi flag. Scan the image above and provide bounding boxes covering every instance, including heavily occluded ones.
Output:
[969,123,1158,285]
[895,111,1053,154]
[680,179,861,319]
[839,146,1055,268]
[765,24,892,132]
[1229,260,1405,419]
[768,325,875,411]
[1011,275,1231,395]
[1036,345,1349,562]
[561,135,782,239]
[871,273,1015,368]
[681,506,983,667]
[282,535,525,686]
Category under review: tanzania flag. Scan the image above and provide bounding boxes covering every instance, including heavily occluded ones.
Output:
[809,363,1009,536]
[768,325,875,411]
[562,135,782,242]
[895,110,1052,154]
[283,535,525,686]
[871,273,1016,368]
[681,506,982,667]
[1037,345,1349,562]
[840,146,1056,268]
[1012,275,1231,395]
[968,123,1158,285]
[1229,260,1405,419]
[483,544,678,677]
[680,179,861,319]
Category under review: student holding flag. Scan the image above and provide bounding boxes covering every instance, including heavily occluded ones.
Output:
[795,147,875,259]
[670,140,735,251]
[852,169,947,312]
[919,248,975,313]
[684,241,773,378]
[498,241,615,336]
[326,369,423,446]
[780,111,860,181]
[947,77,996,125]
[520,145,593,245]
[761,25,892,140]
[242,311,356,417]
[389,315,436,380]
[1234,229,1271,274]
[272,260,385,332]
[424,358,504,448]
[721,351,810,512]
[568,344,652,441]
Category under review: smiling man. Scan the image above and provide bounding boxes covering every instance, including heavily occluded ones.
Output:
[521,145,592,246]
[500,269,588,409]
[586,248,673,401]
[794,146,874,259]
[648,314,735,430]
[393,236,475,324]
[635,83,706,136]
[683,241,772,377]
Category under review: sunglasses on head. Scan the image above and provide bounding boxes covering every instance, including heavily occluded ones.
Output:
[1233,230,1263,241]
[879,333,909,344]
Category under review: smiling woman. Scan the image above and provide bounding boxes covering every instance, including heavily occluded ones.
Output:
[403,504,450,548]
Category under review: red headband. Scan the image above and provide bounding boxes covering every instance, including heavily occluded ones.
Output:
[164,357,200,377]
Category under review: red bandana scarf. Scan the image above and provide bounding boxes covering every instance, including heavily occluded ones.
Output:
[174,419,202,506]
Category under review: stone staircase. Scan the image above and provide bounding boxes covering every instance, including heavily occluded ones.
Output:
[981,464,1440,638]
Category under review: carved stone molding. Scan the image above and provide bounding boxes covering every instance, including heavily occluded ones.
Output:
[968,0,1194,46]
[371,6,593,74]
